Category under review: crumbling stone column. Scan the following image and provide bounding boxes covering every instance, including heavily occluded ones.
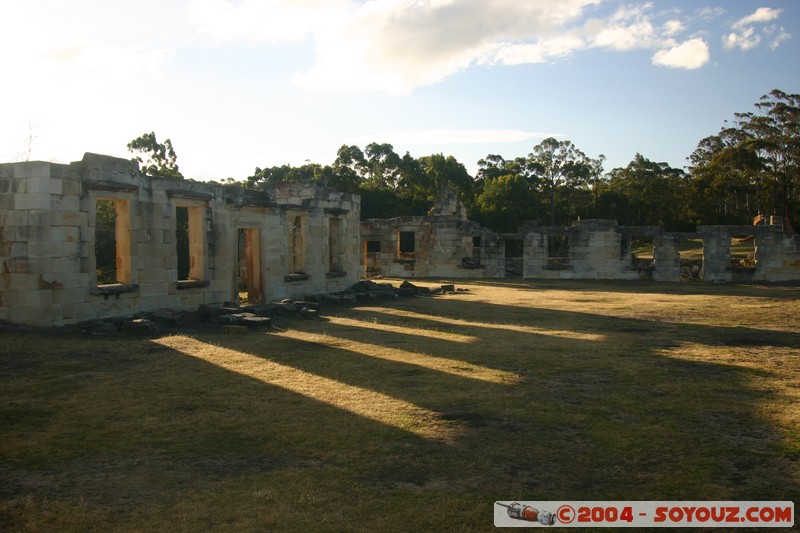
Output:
[753,229,800,282]
[701,228,732,283]
[482,233,505,277]
[652,234,680,282]
[523,231,545,278]
[569,220,636,279]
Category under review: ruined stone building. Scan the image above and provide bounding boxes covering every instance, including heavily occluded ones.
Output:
[0,154,360,327]
[361,187,800,284]
[2,155,799,328]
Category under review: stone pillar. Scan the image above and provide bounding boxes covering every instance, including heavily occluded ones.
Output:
[652,234,680,282]
[753,230,800,282]
[523,230,545,278]
[482,233,505,278]
[569,220,633,279]
[701,229,732,283]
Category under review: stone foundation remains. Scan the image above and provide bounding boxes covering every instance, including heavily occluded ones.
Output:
[0,154,360,327]
[361,190,800,284]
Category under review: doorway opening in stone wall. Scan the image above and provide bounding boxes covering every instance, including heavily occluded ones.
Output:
[546,234,570,270]
[504,238,523,278]
[730,234,756,270]
[237,228,262,305]
[364,240,382,277]
[730,234,757,282]
[679,237,704,282]
[176,206,191,280]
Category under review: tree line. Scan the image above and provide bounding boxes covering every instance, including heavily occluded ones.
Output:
[130,89,799,233]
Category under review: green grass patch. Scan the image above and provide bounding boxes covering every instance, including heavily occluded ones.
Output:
[1,279,798,531]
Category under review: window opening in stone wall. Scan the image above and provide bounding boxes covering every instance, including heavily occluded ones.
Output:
[328,218,343,273]
[630,237,655,270]
[504,238,523,278]
[175,205,205,281]
[176,207,190,280]
[546,235,570,269]
[462,235,482,269]
[399,231,416,254]
[365,240,382,277]
[679,237,703,282]
[237,228,262,304]
[95,199,131,285]
[730,235,756,270]
[287,215,307,280]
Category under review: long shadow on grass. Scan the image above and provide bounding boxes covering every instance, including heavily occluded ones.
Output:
[201,293,800,504]
[463,277,800,299]
[0,335,462,529]
[5,294,796,530]
[343,299,800,350]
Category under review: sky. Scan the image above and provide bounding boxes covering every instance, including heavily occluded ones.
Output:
[1,0,798,181]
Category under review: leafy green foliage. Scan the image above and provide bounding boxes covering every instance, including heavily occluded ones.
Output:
[602,154,691,230]
[127,132,184,179]
[475,173,539,232]
[528,137,603,226]
[230,89,799,232]
[689,89,800,227]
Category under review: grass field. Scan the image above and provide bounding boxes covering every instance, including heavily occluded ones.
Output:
[1,279,798,531]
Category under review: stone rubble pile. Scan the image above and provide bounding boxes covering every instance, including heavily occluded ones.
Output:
[680,259,703,281]
[79,280,466,335]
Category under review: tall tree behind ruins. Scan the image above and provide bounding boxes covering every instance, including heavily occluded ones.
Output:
[214,89,800,232]
[689,89,800,227]
[127,132,184,180]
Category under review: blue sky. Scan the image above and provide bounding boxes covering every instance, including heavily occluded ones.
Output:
[1,0,798,180]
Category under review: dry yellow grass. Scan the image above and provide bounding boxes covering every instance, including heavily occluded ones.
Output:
[1,278,798,531]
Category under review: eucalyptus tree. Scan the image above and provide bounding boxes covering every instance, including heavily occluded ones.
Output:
[418,153,473,198]
[606,154,689,229]
[689,89,800,226]
[527,137,602,226]
[127,132,183,179]
[474,155,541,231]
[363,142,404,190]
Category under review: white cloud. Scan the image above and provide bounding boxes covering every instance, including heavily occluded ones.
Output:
[696,7,725,20]
[724,27,760,50]
[491,36,585,66]
[732,7,781,29]
[652,38,709,69]
[187,0,728,94]
[591,21,656,51]
[293,0,603,94]
[771,27,792,49]
[662,20,685,37]
[588,3,658,51]
[725,7,787,51]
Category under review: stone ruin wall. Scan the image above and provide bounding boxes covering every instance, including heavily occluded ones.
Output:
[2,156,798,328]
[360,212,800,284]
[0,153,360,327]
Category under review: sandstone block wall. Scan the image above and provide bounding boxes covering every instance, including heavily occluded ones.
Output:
[360,216,499,278]
[360,215,799,283]
[0,153,360,327]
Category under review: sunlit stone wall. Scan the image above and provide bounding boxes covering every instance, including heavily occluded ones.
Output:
[0,153,360,326]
